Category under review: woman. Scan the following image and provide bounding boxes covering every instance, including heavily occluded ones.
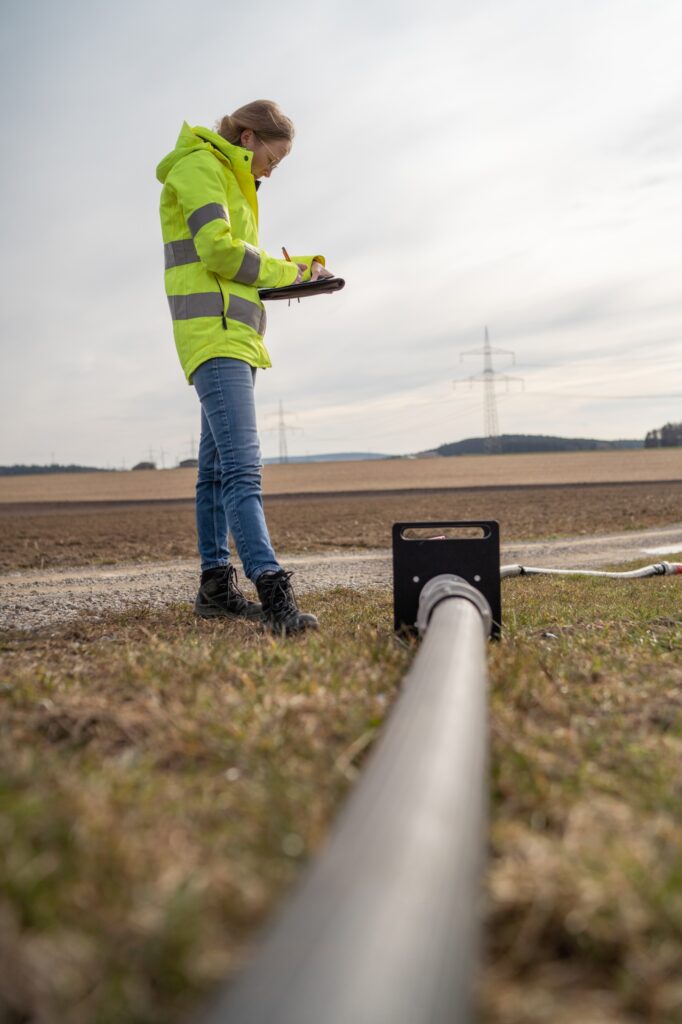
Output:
[156,100,330,635]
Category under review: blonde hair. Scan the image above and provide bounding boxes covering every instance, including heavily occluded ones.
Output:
[216,100,295,145]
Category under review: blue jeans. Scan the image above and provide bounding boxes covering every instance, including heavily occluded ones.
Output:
[192,357,281,582]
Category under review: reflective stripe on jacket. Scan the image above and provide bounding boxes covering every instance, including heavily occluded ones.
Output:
[156,123,323,382]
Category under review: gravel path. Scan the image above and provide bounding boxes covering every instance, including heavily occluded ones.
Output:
[2,524,681,632]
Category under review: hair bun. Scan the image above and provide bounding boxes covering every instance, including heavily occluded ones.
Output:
[216,114,237,139]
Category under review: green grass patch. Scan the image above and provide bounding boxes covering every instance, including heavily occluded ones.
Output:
[1,572,682,1022]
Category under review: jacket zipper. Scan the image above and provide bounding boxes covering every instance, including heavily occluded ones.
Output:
[214,275,228,329]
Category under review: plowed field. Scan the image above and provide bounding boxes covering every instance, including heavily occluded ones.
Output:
[1,480,681,573]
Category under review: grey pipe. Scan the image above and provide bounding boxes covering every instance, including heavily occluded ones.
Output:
[199,577,492,1024]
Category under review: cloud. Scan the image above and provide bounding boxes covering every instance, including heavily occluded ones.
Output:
[2,0,682,464]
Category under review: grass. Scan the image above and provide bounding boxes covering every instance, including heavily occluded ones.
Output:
[485,574,682,1023]
[1,571,681,1022]
[0,592,409,1023]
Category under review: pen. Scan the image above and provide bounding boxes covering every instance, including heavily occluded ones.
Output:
[282,246,291,261]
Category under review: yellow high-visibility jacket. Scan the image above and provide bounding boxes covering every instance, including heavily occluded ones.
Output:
[156,122,323,382]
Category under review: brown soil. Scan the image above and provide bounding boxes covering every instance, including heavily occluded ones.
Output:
[1,480,681,573]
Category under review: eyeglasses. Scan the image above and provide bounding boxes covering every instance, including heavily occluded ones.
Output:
[254,134,282,171]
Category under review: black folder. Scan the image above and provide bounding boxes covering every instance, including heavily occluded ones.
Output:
[259,277,345,301]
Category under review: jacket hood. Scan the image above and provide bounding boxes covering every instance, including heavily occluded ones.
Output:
[156,122,254,183]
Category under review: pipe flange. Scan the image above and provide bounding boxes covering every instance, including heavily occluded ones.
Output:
[416,574,493,638]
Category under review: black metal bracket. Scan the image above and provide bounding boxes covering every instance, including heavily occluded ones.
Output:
[392,521,501,639]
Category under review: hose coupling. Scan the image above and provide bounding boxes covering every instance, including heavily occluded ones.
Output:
[416,574,494,639]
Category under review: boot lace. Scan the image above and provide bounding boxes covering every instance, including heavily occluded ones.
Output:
[214,565,248,610]
[264,571,298,617]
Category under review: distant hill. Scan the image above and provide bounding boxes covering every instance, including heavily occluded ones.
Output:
[263,452,391,464]
[419,435,643,457]
[0,464,112,476]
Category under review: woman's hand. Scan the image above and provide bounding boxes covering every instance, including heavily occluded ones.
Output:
[311,260,334,281]
[294,262,307,284]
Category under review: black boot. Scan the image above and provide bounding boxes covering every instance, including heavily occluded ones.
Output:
[256,570,319,636]
[195,565,263,620]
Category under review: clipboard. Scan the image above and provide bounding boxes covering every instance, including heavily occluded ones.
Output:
[259,277,345,301]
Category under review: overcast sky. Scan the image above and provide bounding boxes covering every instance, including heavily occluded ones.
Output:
[2,0,681,465]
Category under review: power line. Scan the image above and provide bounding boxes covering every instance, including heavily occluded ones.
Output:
[501,390,682,401]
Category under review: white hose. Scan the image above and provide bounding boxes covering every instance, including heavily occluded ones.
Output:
[500,561,682,580]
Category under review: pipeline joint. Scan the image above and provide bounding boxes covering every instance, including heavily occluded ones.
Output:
[416,574,494,639]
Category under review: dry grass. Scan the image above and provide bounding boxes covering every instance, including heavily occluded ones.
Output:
[2,479,682,572]
[1,572,682,1022]
[0,591,409,1023]
[484,576,682,1023]
[0,448,679,504]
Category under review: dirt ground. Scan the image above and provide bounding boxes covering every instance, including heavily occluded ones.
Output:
[1,480,681,573]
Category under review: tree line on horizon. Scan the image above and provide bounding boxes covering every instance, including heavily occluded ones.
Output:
[0,464,112,476]
[428,434,643,457]
[643,421,682,448]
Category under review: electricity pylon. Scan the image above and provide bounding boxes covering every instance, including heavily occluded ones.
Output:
[454,327,524,454]
[266,400,302,464]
